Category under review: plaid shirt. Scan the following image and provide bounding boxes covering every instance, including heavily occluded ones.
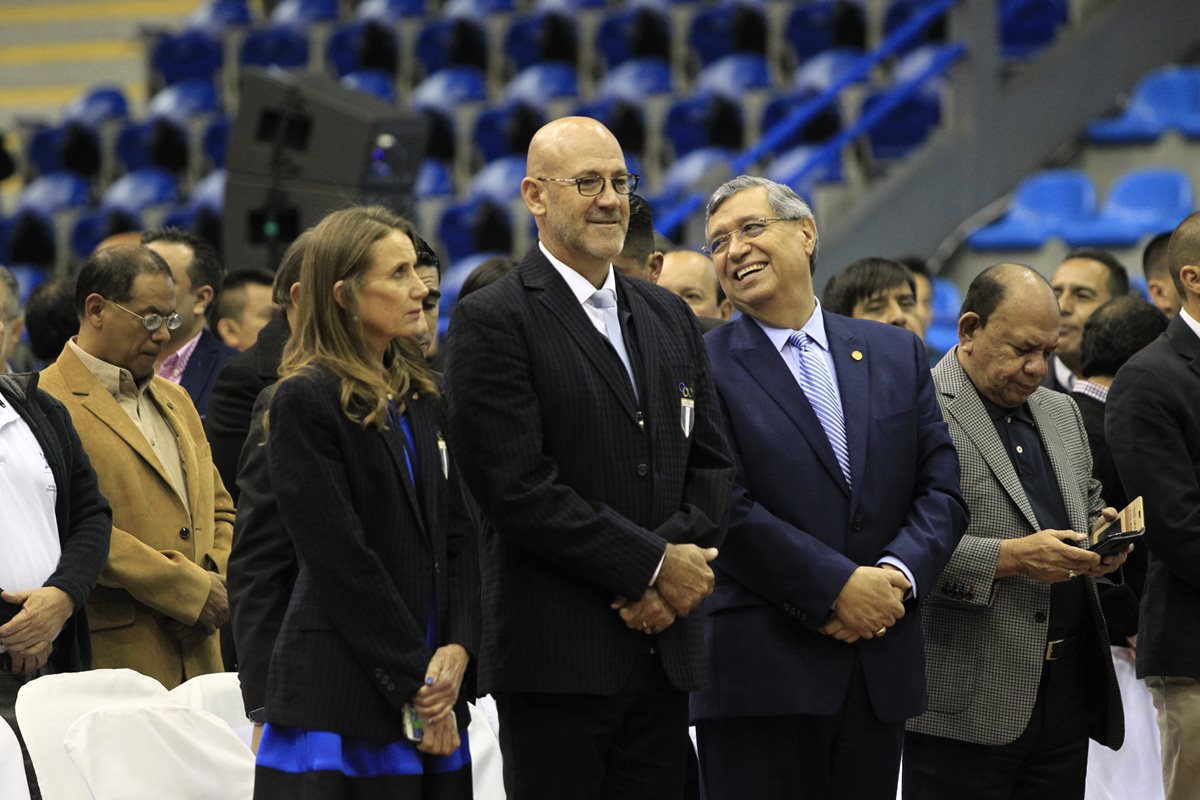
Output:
[157,328,202,384]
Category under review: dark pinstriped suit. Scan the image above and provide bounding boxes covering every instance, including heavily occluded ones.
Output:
[261,367,479,743]
[445,246,734,796]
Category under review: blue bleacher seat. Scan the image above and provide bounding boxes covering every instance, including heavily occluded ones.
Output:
[765,144,844,189]
[187,0,252,32]
[861,83,941,162]
[1087,67,1200,144]
[63,86,129,127]
[25,124,66,176]
[203,116,230,169]
[114,80,219,173]
[147,80,221,126]
[415,16,489,78]
[506,63,578,106]
[0,216,11,265]
[191,168,226,214]
[572,96,647,155]
[417,159,455,199]
[793,48,866,92]
[1061,167,1195,248]
[341,70,398,103]
[437,250,508,327]
[16,172,91,218]
[883,0,947,57]
[356,0,426,22]
[761,90,842,155]
[240,25,310,69]
[595,7,671,70]
[664,92,744,158]
[412,66,488,109]
[534,0,607,11]
[269,0,338,27]
[687,2,767,69]
[469,156,526,204]
[8,264,49,305]
[784,2,865,65]
[152,29,224,86]
[442,0,516,15]
[437,197,513,262]
[968,170,1097,250]
[103,169,180,217]
[326,19,399,78]
[504,11,578,72]
[596,57,674,102]
[930,276,962,326]
[999,0,1067,60]
[695,53,772,96]
[652,147,735,206]
[474,101,546,163]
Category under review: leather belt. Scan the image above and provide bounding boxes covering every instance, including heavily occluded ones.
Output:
[1044,634,1080,661]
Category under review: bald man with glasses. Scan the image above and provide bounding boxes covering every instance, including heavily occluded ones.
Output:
[447,117,734,800]
[39,245,233,689]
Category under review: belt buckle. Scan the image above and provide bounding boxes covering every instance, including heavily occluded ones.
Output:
[1045,639,1065,661]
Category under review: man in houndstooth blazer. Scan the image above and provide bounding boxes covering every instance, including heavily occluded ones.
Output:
[904,264,1127,799]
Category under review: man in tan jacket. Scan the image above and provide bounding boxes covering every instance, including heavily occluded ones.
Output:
[40,244,233,689]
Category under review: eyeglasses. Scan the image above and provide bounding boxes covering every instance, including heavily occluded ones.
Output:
[108,300,183,333]
[703,217,796,257]
[536,174,640,197]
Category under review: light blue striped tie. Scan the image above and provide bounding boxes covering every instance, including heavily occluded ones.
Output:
[789,331,851,489]
[588,288,639,400]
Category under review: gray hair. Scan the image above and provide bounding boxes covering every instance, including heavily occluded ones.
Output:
[706,175,820,272]
[0,266,21,322]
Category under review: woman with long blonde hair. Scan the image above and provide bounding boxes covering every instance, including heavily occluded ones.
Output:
[253,206,477,799]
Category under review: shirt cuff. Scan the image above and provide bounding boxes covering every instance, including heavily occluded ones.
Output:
[649,549,666,587]
[877,556,917,600]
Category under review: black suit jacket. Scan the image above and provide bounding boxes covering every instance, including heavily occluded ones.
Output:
[263,367,479,742]
[179,327,237,420]
[205,314,290,503]
[1073,391,1144,643]
[445,246,734,696]
[1107,313,1200,678]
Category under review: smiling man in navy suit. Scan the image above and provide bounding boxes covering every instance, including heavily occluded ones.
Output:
[692,176,968,800]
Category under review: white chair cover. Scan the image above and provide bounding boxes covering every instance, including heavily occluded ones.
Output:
[15,668,170,800]
[468,701,506,800]
[1086,646,1165,800]
[167,672,252,744]
[64,704,254,800]
[0,716,32,800]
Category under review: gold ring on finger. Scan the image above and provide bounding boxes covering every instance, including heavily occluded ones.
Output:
[875,627,887,637]
[1068,569,1077,579]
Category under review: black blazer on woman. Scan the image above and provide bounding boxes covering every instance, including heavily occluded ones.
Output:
[263,365,478,742]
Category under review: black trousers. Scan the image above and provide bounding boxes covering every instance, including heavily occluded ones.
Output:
[903,646,1090,800]
[696,654,904,800]
[496,654,690,800]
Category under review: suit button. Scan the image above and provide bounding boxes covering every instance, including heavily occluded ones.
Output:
[374,668,383,678]
[179,527,190,540]
[1034,611,1047,623]
[852,518,864,532]
[386,682,396,692]
[636,463,649,477]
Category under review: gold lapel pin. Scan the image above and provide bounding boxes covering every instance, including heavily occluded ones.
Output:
[851,350,864,361]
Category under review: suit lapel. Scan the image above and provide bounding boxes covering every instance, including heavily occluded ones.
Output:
[385,397,429,545]
[524,252,639,419]
[405,395,442,542]
[147,382,201,515]
[620,277,655,412]
[729,316,849,495]
[1167,314,1200,378]
[1028,391,1087,532]
[825,313,869,505]
[58,348,181,496]
[938,353,1041,531]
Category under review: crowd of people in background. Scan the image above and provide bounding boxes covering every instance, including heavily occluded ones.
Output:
[1,115,1198,800]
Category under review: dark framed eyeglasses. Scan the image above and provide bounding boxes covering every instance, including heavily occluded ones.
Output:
[108,299,183,332]
[536,173,640,197]
[703,217,796,257]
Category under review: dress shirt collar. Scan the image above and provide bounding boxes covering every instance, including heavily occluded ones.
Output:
[977,387,1034,426]
[1180,307,1200,341]
[753,297,828,355]
[540,241,617,306]
[158,327,203,384]
[1053,355,1076,391]
[68,339,151,401]
[1072,379,1109,404]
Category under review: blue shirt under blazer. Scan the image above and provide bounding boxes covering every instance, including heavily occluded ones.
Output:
[691,310,968,724]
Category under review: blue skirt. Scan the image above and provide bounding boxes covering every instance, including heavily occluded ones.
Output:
[254,723,472,800]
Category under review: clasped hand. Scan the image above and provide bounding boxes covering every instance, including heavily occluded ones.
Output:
[819,566,910,643]
[411,644,469,755]
[1,586,73,672]
[1000,509,1129,583]
[612,543,719,634]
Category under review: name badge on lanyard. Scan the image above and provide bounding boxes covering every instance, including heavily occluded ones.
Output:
[679,382,695,438]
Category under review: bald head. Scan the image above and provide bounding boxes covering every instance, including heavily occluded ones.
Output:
[521,117,631,285]
[957,263,1059,408]
[1167,211,1200,309]
[660,250,731,320]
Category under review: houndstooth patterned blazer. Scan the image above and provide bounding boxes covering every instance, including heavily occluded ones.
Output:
[906,350,1123,749]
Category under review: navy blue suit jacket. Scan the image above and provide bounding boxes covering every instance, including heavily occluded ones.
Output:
[692,311,967,724]
[179,327,237,419]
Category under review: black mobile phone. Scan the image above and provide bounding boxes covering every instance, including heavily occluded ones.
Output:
[1089,527,1144,556]
[1088,496,1146,556]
